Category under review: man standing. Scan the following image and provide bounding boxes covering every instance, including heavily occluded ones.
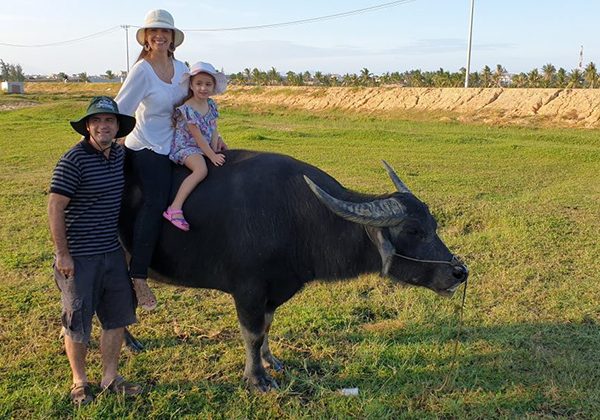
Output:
[48,96,142,405]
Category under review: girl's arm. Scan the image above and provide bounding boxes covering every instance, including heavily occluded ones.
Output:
[187,124,225,166]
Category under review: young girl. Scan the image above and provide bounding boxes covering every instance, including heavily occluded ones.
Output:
[163,61,228,231]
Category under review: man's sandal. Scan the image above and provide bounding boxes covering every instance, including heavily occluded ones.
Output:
[70,382,94,406]
[132,278,157,311]
[103,376,143,396]
[163,208,190,231]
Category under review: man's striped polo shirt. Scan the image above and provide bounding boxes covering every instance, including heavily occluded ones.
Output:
[50,139,125,256]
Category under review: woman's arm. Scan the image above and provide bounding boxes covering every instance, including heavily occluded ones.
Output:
[210,122,228,152]
[115,63,148,116]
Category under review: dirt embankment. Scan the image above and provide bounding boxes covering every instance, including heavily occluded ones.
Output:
[11,83,600,128]
[221,86,600,128]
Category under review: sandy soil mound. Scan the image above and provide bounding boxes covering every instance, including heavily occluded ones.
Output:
[12,83,600,128]
[221,87,600,128]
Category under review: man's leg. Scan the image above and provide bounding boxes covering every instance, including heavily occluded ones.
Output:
[64,335,88,384]
[65,332,94,405]
[99,327,124,387]
[97,250,141,395]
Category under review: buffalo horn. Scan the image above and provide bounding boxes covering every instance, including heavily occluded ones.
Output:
[382,160,412,194]
[303,175,407,227]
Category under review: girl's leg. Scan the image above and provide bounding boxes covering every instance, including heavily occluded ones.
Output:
[169,154,208,211]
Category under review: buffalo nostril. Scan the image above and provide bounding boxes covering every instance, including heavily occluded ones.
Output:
[452,266,467,282]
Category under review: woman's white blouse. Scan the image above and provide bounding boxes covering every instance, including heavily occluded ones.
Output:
[116,59,189,155]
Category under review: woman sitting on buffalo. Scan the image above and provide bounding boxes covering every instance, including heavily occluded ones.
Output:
[115,9,189,310]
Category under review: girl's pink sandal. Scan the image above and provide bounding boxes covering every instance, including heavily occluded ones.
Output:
[163,208,190,231]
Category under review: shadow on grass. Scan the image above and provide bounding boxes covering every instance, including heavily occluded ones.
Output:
[125,319,600,393]
[4,320,598,418]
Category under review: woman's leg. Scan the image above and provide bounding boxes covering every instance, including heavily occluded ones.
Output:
[128,149,171,309]
[169,154,208,211]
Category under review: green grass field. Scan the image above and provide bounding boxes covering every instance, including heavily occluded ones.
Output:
[1,91,599,419]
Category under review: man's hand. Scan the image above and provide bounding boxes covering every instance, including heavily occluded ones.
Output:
[55,252,75,278]
[48,192,74,278]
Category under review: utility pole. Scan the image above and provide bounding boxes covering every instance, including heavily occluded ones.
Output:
[121,25,130,76]
[464,0,475,88]
[579,45,584,70]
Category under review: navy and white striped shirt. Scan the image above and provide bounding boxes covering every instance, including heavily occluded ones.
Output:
[50,140,125,256]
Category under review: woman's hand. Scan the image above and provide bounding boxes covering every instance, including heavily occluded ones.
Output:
[209,153,226,166]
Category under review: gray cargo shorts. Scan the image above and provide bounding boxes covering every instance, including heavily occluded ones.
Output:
[54,248,137,344]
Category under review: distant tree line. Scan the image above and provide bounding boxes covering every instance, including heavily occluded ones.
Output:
[0,60,26,82]
[229,63,600,89]
[2,58,599,89]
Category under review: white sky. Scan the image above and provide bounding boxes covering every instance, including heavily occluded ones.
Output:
[1,0,598,76]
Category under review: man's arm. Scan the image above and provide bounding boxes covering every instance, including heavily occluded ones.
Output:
[48,192,74,278]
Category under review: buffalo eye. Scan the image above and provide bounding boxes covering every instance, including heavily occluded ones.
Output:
[405,226,422,236]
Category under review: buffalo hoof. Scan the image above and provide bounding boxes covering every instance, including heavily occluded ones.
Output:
[245,374,280,392]
[262,354,284,372]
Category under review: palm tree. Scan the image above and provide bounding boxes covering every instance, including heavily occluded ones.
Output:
[583,62,598,88]
[512,73,528,88]
[541,63,556,87]
[527,68,541,88]
[105,70,115,80]
[342,73,359,87]
[266,67,281,85]
[492,64,506,87]
[432,67,450,87]
[468,71,481,87]
[313,71,323,86]
[389,71,403,85]
[229,72,245,85]
[556,68,568,88]
[303,71,311,84]
[481,65,492,87]
[567,68,584,88]
[359,68,373,86]
[251,68,264,85]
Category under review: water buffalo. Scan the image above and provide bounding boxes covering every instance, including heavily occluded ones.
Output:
[120,149,468,391]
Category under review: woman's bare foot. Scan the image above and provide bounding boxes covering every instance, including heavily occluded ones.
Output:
[132,278,157,310]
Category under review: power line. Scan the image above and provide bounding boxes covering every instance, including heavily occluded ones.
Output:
[180,0,416,32]
[0,26,121,48]
[0,0,416,47]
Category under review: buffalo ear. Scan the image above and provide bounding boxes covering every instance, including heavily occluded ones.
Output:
[365,226,395,277]
[303,175,407,227]
[382,160,412,194]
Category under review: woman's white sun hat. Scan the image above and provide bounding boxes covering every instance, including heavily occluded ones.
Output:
[136,9,185,48]
[187,61,228,94]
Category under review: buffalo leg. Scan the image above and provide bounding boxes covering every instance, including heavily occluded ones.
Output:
[261,311,283,372]
[235,298,279,391]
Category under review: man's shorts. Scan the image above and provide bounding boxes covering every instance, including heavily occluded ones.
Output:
[54,248,137,344]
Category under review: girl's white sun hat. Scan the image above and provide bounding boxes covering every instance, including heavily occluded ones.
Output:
[136,9,185,48]
[187,61,228,94]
